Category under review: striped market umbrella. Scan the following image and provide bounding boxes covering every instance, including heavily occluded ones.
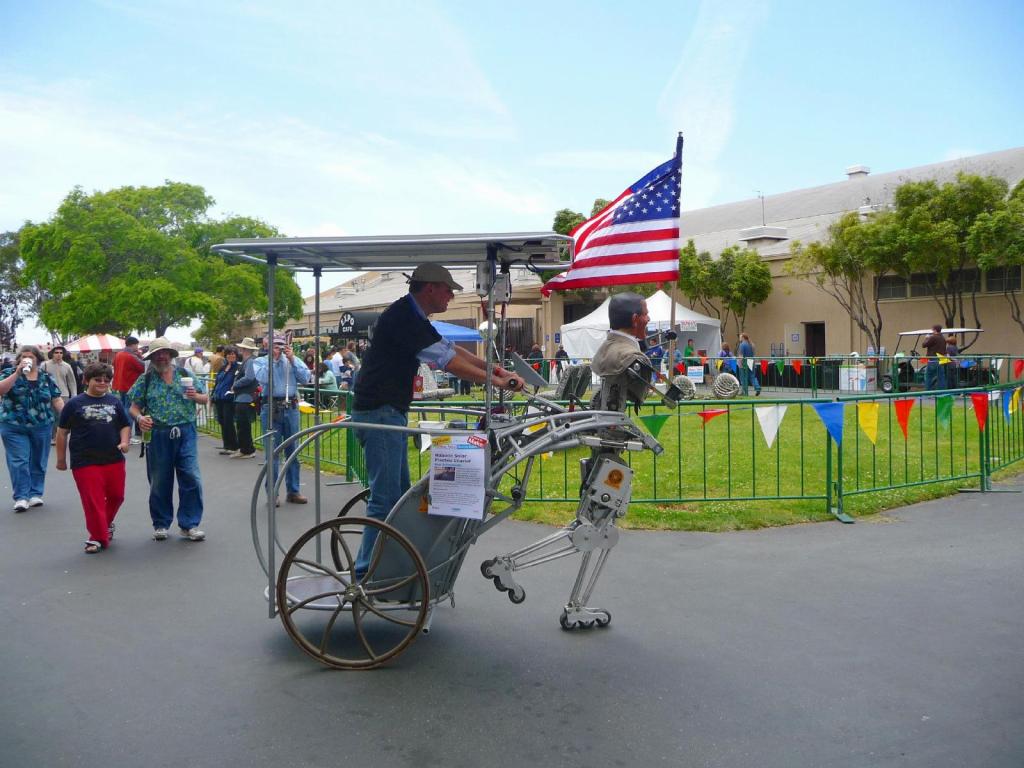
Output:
[64,334,126,353]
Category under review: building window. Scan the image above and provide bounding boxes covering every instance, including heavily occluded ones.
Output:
[986,266,1022,293]
[909,273,939,297]
[952,268,981,293]
[876,275,908,300]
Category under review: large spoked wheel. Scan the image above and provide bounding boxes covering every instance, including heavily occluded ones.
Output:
[330,488,371,570]
[276,516,430,670]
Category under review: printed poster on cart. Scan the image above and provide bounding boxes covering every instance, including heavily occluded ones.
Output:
[428,432,488,520]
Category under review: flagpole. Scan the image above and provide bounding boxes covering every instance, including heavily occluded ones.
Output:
[668,132,684,371]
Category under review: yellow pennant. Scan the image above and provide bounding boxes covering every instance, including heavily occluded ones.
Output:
[857,401,879,445]
[1012,387,1021,414]
[715,359,723,370]
[937,354,950,364]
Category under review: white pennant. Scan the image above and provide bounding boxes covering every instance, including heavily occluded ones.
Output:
[755,404,788,448]
[995,357,1004,371]
[420,432,432,453]
[746,358,754,371]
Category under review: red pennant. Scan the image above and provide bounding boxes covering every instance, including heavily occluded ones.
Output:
[1014,359,1024,379]
[699,355,708,366]
[793,358,803,375]
[894,398,915,440]
[697,409,728,425]
[674,363,685,374]
[970,392,989,432]
[760,359,768,377]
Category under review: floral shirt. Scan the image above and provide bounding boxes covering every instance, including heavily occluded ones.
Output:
[127,367,207,427]
[0,368,62,426]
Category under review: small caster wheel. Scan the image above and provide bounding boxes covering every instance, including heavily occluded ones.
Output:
[595,610,611,628]
[480,558,497,578]
[559,610,576,630]
[508,585,526,604]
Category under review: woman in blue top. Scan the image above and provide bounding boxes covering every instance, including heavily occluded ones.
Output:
[0,345,65,512]
[211,346,240,455]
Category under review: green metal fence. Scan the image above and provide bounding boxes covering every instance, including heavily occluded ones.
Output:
[197,379,1024,520]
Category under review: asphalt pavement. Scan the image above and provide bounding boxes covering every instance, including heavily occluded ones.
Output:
[1,434,1022,768]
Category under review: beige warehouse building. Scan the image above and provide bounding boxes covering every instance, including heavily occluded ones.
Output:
[246,146,1024,357]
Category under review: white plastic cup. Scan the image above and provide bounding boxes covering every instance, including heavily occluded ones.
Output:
[180,376,194,392]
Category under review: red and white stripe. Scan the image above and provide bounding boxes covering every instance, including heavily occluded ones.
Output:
[64,334,126,353]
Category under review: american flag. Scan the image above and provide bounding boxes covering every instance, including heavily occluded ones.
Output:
[542,153,682,295]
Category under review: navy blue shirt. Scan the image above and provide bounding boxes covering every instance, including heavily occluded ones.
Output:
[58,394,130,469]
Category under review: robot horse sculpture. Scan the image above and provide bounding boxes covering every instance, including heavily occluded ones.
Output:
[264,355,678,669]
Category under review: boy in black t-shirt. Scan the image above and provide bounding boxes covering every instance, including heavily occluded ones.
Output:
[56,362,131,554]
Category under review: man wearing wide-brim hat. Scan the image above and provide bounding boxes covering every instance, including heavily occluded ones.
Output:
[349,263,523,574]
[230,337,261,459]
[126,337,209,542]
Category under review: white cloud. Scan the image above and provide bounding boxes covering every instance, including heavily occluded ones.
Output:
[656,0,769,208]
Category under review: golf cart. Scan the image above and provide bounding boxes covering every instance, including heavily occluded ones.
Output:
[879,328,983,393]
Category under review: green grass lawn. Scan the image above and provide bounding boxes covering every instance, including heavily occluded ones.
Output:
[206,389,1024,532]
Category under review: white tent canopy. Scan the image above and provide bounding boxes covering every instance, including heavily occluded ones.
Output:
[559,290,722,359]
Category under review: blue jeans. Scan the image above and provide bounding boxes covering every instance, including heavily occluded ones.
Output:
[351,405,410,574]
[118,392,137,436]
[0,422,51,502]
[924,361,946,391]
[261,405,302,495]
[739,363,761,395]
[145,424,203,530]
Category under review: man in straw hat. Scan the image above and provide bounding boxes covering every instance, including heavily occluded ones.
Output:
[230,337,261,458]
[41,345,78,445]
[127,337,209,541]
[350,263,522,574]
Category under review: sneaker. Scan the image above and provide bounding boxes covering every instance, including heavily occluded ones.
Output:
[232,452,256,459]
[28,496,43,507]
[180,527,205,541]
[153,528,169,541]
[218,449,234,455]
[13,499,29,513]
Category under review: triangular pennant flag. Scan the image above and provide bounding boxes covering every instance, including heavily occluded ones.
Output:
[857,401,879,445]
[994,358,1004,371]
[775,359,785,375]
[1015,359,1024,378]
[699,355,708,366]
[936,395,953,429]
[755,404,788,448]
[989,390,1000,403]
[420,432,432,453]
[937,354,950,365]
[1003,389,1013,422]
[970,392,989,431]
[1012,387,1022,414]
[894,398,915,440]
[811,402,844,444]
[793,358,803,376]
[697,408,728,425]
[809,357,817,365]
[746,358,754,371]
[639,413,670,438]
[715,359,723,370]
[760,359,769,377]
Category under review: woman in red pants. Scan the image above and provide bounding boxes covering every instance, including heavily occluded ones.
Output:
[55,362,131,554]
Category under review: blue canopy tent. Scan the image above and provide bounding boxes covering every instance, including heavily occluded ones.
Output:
[431,320,482,342]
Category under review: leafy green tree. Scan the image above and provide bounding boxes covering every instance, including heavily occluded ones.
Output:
[787,212,900,354]
[968,179,1024,336]
[0,230,33,349]
[552,208,586,236]
[678,240,772,336]
[890,172,1008,331]
[20,182,302,339]
[590,198,611,217]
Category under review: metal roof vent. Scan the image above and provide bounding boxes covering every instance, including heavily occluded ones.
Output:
[845,164,871,179]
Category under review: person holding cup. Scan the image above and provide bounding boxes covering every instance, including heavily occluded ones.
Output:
[0,346,65,512]
[127,337,209,542]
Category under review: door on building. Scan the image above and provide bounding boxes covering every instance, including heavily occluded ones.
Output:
[804,322,826,357]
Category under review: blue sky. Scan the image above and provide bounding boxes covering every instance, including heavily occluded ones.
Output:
[2,0,1022,342]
